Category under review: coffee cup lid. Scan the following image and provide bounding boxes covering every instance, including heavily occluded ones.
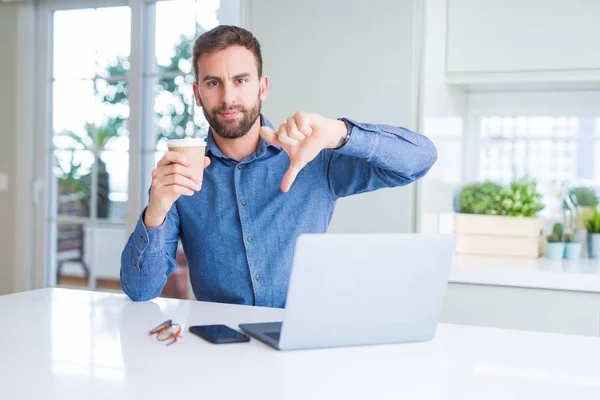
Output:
[166,137,206,147]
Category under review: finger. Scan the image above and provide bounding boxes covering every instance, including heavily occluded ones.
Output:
[204,156,211,168]
[157,151,191,167]
[286,117,305,141]
[158,164,199,183]
[260,126,284,147]
[281,163,304,193]
[276,123,299,146]
[155,173,202,192]
[165,185,195,197]
[294,111,313,136]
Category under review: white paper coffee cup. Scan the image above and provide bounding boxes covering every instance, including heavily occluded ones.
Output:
[167,138,207,182]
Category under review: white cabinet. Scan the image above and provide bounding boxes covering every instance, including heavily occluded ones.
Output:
[441,283,600,337]
[446,0,600,87]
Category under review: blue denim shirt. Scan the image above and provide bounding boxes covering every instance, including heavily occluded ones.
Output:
[120,115,437,307]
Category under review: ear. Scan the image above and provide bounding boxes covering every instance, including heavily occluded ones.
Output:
[193,82,203,107]
[259,75,269,102]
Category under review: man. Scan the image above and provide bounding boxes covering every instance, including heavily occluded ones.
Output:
[120,25,437,308]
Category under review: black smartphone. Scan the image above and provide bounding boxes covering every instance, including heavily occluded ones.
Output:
[189,324,250,344]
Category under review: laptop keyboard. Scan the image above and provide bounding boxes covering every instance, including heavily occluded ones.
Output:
[264,331,280,342]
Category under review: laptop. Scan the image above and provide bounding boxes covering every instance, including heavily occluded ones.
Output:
[239,233,457,351]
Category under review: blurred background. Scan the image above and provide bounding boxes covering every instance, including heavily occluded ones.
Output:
[0,0,599,301]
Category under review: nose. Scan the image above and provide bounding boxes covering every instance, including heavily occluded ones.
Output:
[222,81,238,107]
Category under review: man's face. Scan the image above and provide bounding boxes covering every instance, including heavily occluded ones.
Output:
[193,46,268,139]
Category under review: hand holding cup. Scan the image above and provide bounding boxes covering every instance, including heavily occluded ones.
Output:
[145,138,209,228]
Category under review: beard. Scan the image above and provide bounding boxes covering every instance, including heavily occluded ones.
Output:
[202,95,261,139]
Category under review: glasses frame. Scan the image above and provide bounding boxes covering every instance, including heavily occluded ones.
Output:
[149,319,182,346]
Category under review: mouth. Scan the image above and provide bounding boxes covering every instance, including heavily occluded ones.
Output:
[220,111,240,119]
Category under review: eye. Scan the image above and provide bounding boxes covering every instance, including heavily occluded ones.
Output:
[207,81,219,87]
[236,78,247,84]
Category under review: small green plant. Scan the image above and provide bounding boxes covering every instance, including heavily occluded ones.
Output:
[547,234,562,243]
[459,179,545,217]
[584,207,600,234]
[564,232,577,243]
[458,181,503,215]
[493,179,545,217]
[554,223,564,238]
[547,223,564,243]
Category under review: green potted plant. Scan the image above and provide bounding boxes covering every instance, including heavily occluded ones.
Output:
[584,207,600,259]
[563,231,582,261]
[546,223,565,260]
[458,181,503,215]
[492,179,545,217]
[455,179,545,258]
[56,124,114,218]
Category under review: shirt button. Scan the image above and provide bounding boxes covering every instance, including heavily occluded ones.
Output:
[140,237,146,244]
[241,200,247,206]
[133,264,138,270]
[237,165,242,169]
[247,237,253,242]
[255,274,260,280]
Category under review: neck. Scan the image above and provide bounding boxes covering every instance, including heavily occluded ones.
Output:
[211,117,262,161]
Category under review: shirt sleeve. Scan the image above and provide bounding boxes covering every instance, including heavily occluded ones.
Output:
[120,203,181,301]
[324,117,437,199]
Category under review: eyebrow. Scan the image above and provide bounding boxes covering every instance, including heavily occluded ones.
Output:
[202,73,251,82]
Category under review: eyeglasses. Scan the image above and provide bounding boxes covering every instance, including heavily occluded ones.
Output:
[149,320,182,346]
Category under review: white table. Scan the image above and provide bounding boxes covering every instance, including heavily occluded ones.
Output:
[1,288,600,399]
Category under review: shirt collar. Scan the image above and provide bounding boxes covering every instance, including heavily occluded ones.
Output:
[206,114,282,162]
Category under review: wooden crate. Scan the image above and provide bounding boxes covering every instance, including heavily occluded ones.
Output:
[455,213,543,258]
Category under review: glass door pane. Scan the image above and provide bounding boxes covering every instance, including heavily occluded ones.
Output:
[51,6,131,290]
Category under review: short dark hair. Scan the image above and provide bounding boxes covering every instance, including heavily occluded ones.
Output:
[192,25,263,82]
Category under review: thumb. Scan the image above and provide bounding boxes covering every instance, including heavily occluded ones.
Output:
[259,126,281,146]
[281,162,304,193]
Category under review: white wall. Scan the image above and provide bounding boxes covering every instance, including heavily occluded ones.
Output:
[244,0,424,233]
[0,5,18,295]
[418,0,467,233]
[0,3,35,295]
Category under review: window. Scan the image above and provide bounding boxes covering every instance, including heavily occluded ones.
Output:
[42,0,239,291]
[147,0,219,174]
[52,6,132,288]
[53,7,131,218]
[477,115,600,217]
